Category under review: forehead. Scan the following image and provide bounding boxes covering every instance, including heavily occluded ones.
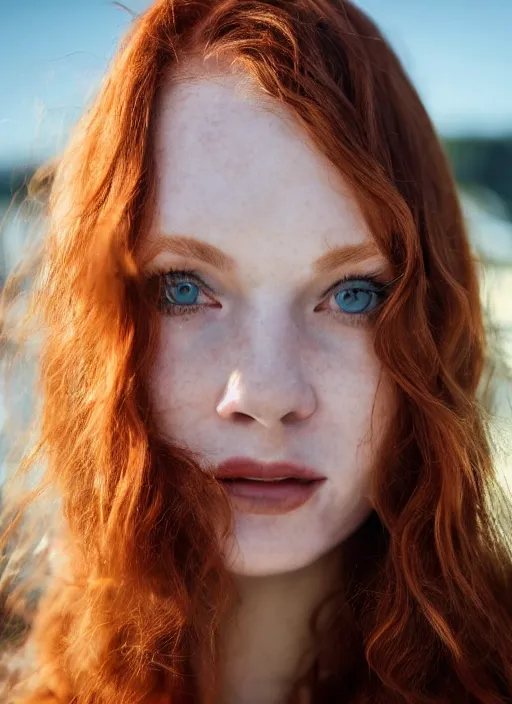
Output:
[148,66,372,269]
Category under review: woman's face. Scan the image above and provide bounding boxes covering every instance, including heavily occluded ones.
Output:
[140,63,394,577]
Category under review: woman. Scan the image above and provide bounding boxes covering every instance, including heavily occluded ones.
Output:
[1,0,511,702]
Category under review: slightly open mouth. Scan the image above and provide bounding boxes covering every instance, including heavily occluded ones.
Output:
[219,477,315,485]
[217,477,325,515]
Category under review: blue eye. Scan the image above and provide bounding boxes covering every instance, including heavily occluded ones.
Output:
[334,280,381,314]
[165,277,200,306]
[154,269,216,316]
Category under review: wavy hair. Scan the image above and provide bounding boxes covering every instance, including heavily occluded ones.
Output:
[1,1,512,702]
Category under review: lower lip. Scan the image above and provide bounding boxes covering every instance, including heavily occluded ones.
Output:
[218,478,326,515]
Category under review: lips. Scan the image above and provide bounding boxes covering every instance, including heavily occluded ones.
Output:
[214,457,326,515]
[215,457,325,481]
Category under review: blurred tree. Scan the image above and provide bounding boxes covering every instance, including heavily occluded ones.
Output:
[443,137,512,218]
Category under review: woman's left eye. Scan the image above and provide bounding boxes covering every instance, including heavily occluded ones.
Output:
[331,279,385,316]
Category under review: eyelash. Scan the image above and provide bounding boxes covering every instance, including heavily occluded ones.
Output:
[148,267,394,327]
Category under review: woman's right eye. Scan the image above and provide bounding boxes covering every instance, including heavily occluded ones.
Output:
[157,269,217,316]
[165,278,200,305]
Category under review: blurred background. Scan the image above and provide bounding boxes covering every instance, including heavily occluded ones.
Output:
[0,0,511,469]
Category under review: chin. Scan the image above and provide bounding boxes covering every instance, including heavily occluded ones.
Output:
[220,500,374,578]
[223,544,324,577]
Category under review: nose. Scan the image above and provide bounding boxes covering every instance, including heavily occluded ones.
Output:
[215,318,317,429]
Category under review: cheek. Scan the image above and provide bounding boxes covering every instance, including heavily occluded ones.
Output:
[312,326,391,429]
[147,320,219,435]
[312,334,393,487]
[307,346,392,545]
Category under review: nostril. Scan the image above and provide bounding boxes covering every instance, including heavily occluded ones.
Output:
[281,410,304,424]
[230,412,255,425]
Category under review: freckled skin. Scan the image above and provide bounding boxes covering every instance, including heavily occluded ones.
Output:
[143,62,394,577]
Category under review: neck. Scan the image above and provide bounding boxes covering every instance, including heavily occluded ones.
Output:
[217,549,341,704]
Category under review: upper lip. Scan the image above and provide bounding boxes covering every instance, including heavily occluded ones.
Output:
[214,457,326,481]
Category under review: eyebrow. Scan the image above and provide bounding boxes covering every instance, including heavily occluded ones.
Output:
[141,234,236,272]
[141,234,383,276]
[313,240,383,276]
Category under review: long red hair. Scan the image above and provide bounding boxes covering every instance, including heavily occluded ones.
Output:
[1,1,512,702]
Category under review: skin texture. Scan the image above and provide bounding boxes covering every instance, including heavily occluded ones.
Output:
[141,62,395,581]
[138,65,396,702]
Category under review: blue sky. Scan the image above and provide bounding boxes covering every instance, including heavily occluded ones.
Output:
[1,0,511,165]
